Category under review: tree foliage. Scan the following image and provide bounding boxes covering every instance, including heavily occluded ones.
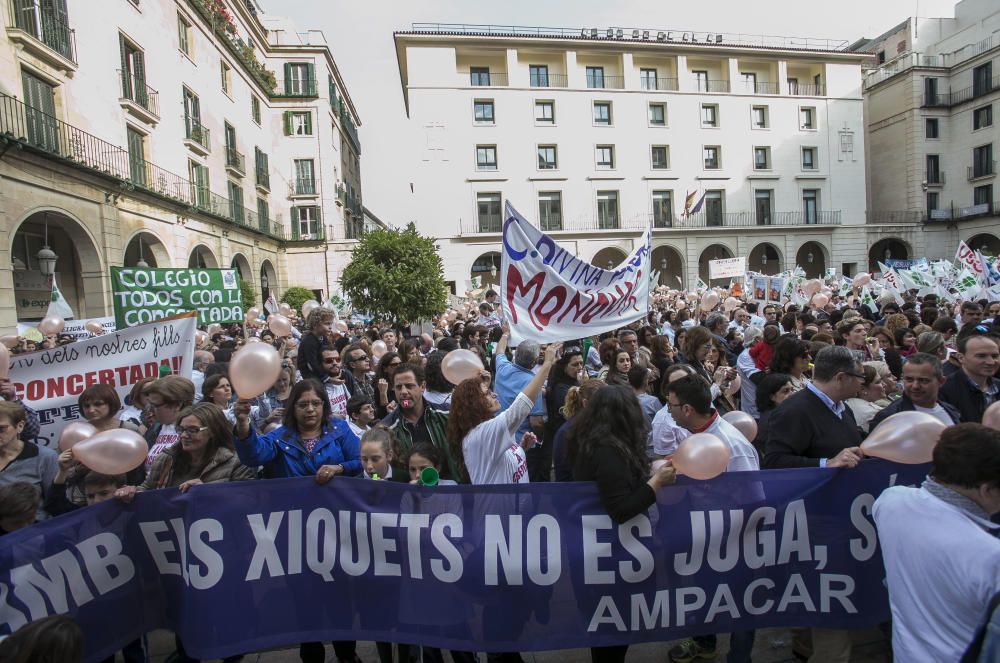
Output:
[238,278,256,309]
[341,223,448,323]
[280,286,315,313]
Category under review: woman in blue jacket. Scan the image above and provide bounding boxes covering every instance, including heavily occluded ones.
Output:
[233,378,362,663]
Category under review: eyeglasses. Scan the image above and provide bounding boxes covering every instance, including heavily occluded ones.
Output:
[665,401,683,410]
[178,426,208,437]
[350,354,369,363]
[148,401,175,410]
[295,400,325,410]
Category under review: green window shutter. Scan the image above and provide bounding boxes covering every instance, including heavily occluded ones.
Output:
[282,111,292,135]
[306,63,316,91]
[133,49,145,85]
[119,35,128,92]
[283,63,292,95]
[304,112,312,135]
[290,205,299,239]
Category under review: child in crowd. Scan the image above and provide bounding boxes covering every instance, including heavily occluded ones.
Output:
[83,472,125,506]
[404,443,457,486]
[360,426,408,482]
[0,482,40,535]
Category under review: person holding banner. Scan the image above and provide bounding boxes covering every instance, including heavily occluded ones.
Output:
[143,377,196,473]
[0,401,57,522]
[0,379,40,443]
[234,379,362,663]
[568,384,677,663]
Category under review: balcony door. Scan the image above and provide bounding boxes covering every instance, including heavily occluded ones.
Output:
[126,126,146,186]
[119,35,147,107]
[21,70,58,152]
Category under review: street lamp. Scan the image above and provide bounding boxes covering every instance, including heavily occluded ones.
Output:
[36,214,58,277]
[761,251,768,266]
[135,237,149,268]
[884,247,892,260]
[490,260,497,278]
[607,260,614,270]
[660,257,668,270]
[807,251,814,264]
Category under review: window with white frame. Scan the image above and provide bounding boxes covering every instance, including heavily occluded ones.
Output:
[701,104,719,127]
[538,192,562,231]
[800,106,816,130]
[753,146,771,170]
[475,145,498,170]
[596,145,615,169]
[474,99,495,124]
[703,146,721,169]
[648,103,666,126]
[535,100,554,124]
[537,145,557,170]
[752,105,769,129]
[593,101,612,126]
[651,145,669,170]
[802,146,817,170]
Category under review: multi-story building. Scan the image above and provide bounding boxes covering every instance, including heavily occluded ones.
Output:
[858,0,1000,260]
[394,24,876,292]
[0,0,366,328]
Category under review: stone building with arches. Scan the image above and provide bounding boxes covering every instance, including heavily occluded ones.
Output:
[1,0,370,330]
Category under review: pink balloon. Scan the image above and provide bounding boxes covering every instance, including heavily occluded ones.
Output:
[0,344,9,380]
[722,410,757,441]
[441,349,484,386]
[194,330,208,347]
[279,303,293,317]
[803,279,822,296]
[371,340,387,359]
[84,320,104,335]
[245,336,261,343]
[245,307,260,323]
[73,428,148,474]
[229,342,283,399]
[675,300,687,311]
[983,401,1000,431]
[852,273,871,288]
[268,314,292,338]
[59,421,98,452]
[861,411,946,464]
[38,314,65,336]
[301,300,319,318]
[723,297,739,312]
[672,432,730,480]
[0,335,18,349]
[700,292,721,312]
[812,294,830,308]
[206,323,222,337]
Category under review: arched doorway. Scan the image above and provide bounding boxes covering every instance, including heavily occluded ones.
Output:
[230,253,252,281]
[652,245,684,288]
[591,247,628,270]
[748,242,782,276]
[470,251,501,290]
[260,260,277,305]
[869,238,909,272]
[123,231,169,268]
[188,244,219,269]
[795,242,827,279]
[968,233,1000,257]
[11,210,104,321]
[698,243,734,287]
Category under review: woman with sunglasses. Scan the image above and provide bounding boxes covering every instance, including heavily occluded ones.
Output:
[234,379,362,663]
[374,351,403,418]
[769,336,812,392]
[142,376,195,476]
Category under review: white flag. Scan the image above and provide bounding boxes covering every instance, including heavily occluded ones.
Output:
[46,274,75,320]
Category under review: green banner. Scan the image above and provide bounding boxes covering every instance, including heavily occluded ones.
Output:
[110,267,243,327]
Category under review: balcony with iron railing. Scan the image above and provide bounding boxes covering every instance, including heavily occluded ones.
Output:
[290,223,326,242]
[0,92,287,242]
[459,209,840,234]
[787,82,825,96]
[6,0,76,67]
[344,216,365,240]
[225,147,246,177]
[183,117,210,155]
[925,170,946,185]
[117,70,160,123]
[586,75,625,90]
[255,166,269,191]
[640,77,679,91]
[529,73,568,88]
[463,71,508,87]
[969,160,996,181]
[742,81,780,95]
[694,79,731,93]
[923,74,1000,108]
[338,104,361,153]
[273,78,319,98]
[290,177,316,196]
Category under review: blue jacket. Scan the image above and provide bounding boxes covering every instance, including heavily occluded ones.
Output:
[234,420,361,479]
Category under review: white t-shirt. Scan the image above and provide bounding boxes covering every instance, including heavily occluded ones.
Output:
[873,485,1000,663]
[145,424,177,471]
[463,392,531,485]
[651,406,690,457]
[349,421,368,439]
[325,382,350,419]
[703,415,760,472]
[913,403,953,426]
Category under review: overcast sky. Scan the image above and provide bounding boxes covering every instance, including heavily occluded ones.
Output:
[264,0,957,226]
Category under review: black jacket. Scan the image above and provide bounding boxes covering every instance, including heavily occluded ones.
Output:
[869,394,961,431]
[297,333,329,382]
[763,387,863,469]
[938,371,1000,424]
[573,444,655,524]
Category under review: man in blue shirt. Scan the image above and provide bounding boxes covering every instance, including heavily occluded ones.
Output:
[495,333,547,479]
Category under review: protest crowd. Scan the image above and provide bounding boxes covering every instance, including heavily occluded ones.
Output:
[0,241,999,663]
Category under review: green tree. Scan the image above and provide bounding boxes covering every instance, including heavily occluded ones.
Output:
[280,286,315,313]
[341,223,448,323]
[238,278,256,309]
